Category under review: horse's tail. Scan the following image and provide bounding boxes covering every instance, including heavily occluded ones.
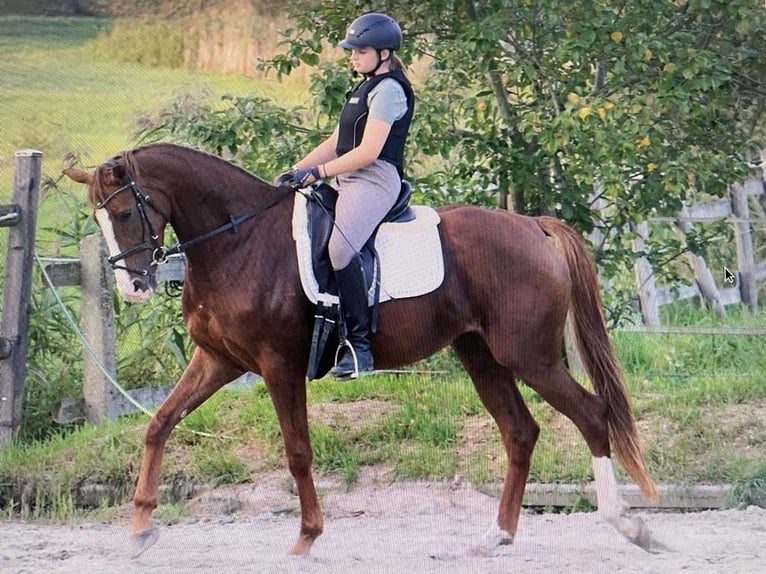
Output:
[536,216,659,501]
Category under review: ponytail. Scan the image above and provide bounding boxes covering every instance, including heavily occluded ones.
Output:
[389,53,409,80]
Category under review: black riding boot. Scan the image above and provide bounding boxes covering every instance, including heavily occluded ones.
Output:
[330,255,374,379]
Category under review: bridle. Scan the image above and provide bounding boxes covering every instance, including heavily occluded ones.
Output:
[96,161,169,276]
[95,159,293,276]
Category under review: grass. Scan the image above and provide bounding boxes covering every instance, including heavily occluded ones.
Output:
[0,15,305,200]
[2,317,764,520]
[3,273,766,520]
[0,13,308,440]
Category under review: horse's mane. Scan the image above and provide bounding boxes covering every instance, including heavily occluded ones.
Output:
[89,142,271,206]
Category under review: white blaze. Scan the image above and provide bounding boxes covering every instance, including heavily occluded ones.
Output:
[95,208,154,302]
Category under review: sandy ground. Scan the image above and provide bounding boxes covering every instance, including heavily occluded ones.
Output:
[2,478,765,574]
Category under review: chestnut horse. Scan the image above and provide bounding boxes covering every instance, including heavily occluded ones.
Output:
[64,142,658,558]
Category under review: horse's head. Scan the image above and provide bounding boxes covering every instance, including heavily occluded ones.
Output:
[63,155,170,303]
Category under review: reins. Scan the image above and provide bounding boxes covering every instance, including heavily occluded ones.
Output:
[154,186,294,263]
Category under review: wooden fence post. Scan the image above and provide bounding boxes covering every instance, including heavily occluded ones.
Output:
[79,233,119,424]
[45,250,190,424]
[730,183,758,313]
[633,222,661,326]
[675,204,726,318]
[0,150,42,444]
[563,315,585,380]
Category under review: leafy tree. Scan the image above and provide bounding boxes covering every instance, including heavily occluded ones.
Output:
[148,0,766,322]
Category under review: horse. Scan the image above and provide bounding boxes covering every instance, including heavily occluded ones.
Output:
[63,142,659,558]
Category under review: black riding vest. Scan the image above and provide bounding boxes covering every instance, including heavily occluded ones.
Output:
[335,69,414,177]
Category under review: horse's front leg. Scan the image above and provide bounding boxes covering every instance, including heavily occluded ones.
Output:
[131,347,241,557]
[263,365,323,555]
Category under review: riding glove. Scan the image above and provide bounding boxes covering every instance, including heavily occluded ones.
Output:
[294,167,321,188]
[273,168,296,186]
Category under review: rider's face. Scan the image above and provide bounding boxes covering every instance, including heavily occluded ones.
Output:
[350,47,388,75]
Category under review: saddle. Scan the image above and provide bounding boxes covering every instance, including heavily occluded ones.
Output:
[302,181,416,379]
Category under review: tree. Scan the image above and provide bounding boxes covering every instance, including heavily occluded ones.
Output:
[152,0,766,322]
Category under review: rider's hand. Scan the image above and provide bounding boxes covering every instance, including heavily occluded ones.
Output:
[273,168,296,186]
[294,167,320,188]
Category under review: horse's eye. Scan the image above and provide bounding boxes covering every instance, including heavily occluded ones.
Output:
[117,209,132,223]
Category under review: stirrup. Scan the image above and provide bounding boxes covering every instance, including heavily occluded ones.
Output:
[332,340,359,379]
[332,340,372,380]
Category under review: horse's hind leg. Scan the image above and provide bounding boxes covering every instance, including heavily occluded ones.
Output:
[452,333,540,554]
[131,347,241,557]
[516,361,653,549]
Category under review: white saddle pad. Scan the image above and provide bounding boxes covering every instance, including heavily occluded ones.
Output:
[291,192,444,305]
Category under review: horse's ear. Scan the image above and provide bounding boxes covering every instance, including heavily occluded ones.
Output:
[62,168,92,185]
[102,164,126,186]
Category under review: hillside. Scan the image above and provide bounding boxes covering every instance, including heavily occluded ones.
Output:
[0,0,282,18]
[0,2,292,92]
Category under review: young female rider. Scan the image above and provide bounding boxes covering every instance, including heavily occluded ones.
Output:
[277,13,415,379]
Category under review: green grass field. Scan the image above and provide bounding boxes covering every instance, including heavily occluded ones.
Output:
[0,15,301,201]
[0,15,765,521]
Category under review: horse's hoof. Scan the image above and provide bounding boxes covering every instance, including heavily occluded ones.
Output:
[627,516,674,554]
[626,519,650,551]
[289,535,315,556]
[470,524,514,556]
[131,527,160,558]
[621,515,666,553]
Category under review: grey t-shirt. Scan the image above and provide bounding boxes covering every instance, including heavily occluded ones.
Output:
[367,78,408,125]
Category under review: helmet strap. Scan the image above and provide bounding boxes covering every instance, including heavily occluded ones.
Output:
[365,49,391,78]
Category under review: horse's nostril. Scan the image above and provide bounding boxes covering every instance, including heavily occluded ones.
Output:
[132,278,148,292]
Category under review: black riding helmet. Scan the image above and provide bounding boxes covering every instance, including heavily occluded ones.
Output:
[339,13,402,51]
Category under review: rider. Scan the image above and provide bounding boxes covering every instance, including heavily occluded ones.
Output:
[278,13,415,379]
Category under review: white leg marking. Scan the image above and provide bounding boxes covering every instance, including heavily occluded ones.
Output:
[95,209,153,302]
[592,456,653,549]
[592,455,628,522]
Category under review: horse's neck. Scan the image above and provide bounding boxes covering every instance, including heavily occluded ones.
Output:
[136,146,290,266]
[161,164,290,271]
[164,163,268,239]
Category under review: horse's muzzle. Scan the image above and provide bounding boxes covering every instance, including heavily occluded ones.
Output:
[132,275,155,294]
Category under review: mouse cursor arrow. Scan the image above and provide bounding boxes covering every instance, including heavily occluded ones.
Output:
[723,267,735,284]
